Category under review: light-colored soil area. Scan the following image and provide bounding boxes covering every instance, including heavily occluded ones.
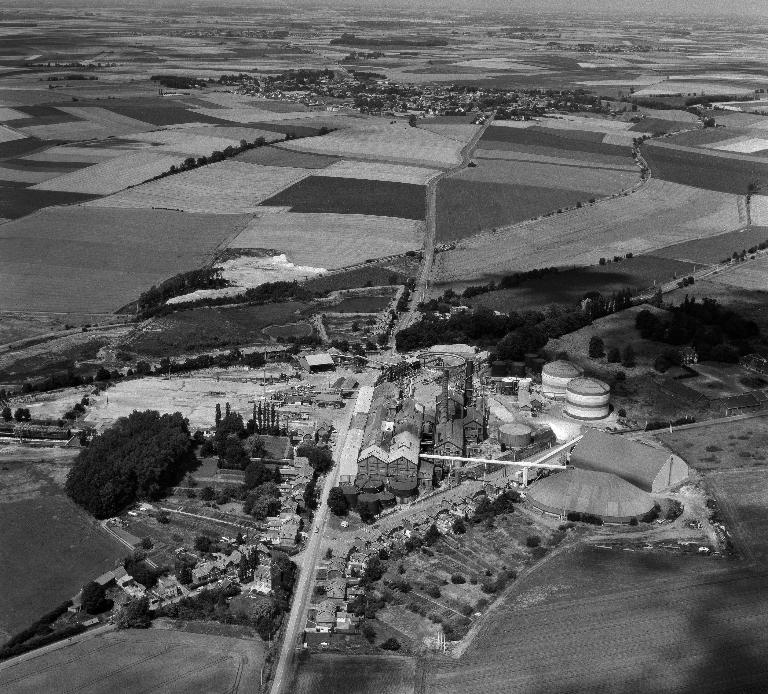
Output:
[434,179,741,283]
[0,628,265,694]
[228,212,423,269]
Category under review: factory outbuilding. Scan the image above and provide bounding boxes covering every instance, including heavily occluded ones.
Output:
[570,429,689,493]
[528,469,655,524]
[541,360,583,398]
[297,352,336,373]
[564,377,611,420]
[498,422,533,450]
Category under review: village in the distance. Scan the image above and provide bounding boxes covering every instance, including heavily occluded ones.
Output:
[1,2,768,693]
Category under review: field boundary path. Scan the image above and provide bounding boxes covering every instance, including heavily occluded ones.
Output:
[268,375,374,694]
[393,115,495,346]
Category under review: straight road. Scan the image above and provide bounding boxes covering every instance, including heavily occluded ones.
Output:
[268,375,373,694]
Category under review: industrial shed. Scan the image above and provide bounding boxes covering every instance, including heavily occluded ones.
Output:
[569,429,689,493]
[528,468,655,524]
[297,352,336,373]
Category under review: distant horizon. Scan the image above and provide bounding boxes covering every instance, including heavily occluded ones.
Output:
[4,0,768,19]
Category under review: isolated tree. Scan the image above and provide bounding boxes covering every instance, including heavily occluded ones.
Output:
[588,336,605,359]
[194,535,212,553]
[13,407,31,422]
[607,346,621,363]
[175,561,193,585]
[424,523,441,546]
[116,597,151,629]
[81,581,106,614]
[199,486,215,501]
[745,179,761,226]
[1,406,11,421]
[621,344,636,368]
[327,486,349,516]
[381,637,401,651]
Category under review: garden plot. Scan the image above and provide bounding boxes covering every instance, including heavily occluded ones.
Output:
[277,121,463,168]
[434,179,741,283]
[710,254,768,290]
[0,124,25,143]
[87,161,311,214]
[32,150,180,195]
[320,159,440,185]
[229,212,423,269]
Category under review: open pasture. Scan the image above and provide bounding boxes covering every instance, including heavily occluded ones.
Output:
[711,254,768,290]
[32,150,181,195]
[260,176,425,220]
[468,255,695,311]
[0,207,249,312]
[0,493,124,640]
[292,655,416,694]
[234,145,339,168]
[277,121,463,168]
[124,301,312,356]
[0,628,264,694]
[642,141,768,195]
[650,226,768,264]
[87,160,311,214]
[426,547,768,694]
[229,212,423,269]
[434,180,741,284]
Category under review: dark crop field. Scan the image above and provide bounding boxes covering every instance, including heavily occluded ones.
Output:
[0,186,98,219]
[303,262,415,293]
[292,655,416,694]
[426,546,768,694]
[480,124,630,157]
[651,226,768,264]
[642,142,768,194]
[476,140,633,167]
[468,256,696,312]
[126,301,313,356]
[235,145,339,168]
[321,294,392,313]
[260,176,425,220]
[436,179,592,242]
[58,97,232,126]
[0,137,48,159]
[4,105,84,127]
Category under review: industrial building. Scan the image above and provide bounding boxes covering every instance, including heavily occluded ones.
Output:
[297,352,336,373]
[541,360,583,398]
[528,468,655,524]
[569,429,689,492]
[564,377,611,420]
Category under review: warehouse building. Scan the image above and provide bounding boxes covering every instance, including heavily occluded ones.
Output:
[569,429,689,492]
[528,468,655,524]
[297,352,336,373]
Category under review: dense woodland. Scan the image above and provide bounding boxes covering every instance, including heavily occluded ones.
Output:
[65,410,195,518]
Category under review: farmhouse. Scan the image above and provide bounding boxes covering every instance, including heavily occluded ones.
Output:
[569,429,689,492]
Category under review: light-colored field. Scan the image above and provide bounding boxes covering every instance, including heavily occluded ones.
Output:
[602,131,643,147]
[434,179,741,282]
[634,81,754,97]
[489,120,537,129]
[86,161,311,213]
[0,124,25,143]
[191,106,327,123]
[0,106,24,121]
[32,150,180,195]
[57,105,154,133]
[418,122,482,144]
[175,124,285,143]
[23,145,135,163]
[0,628,264,694]
[228,212,423,268]
[537,115,637,133]
[709,136,768,153]
[128,129,256,156]
[320,159,440,184]
[278,121,463,168]
[711,254,768,290]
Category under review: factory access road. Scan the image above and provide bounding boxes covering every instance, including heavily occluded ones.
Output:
[268,375,373,694]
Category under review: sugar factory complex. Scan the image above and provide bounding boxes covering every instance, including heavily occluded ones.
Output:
[334,346,689,526]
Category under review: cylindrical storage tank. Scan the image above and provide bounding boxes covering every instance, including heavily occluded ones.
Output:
[565,377,610,420]
[340,484,359,509]
[377,491,396,508]
[541,360,583,399]
[389,479,418,504]
[509,361,526,377]
[498,422,533,450]
[357,493,382,516]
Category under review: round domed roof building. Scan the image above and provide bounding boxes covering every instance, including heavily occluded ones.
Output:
[528,468,654,524]
[541,360,583,399]
[565,377,610,420]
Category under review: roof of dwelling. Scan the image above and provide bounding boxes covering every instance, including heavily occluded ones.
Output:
[528,468,654,520]
[464,406,484,425]
[303,353,335,367]
[436,419,464,446]
[570,429,678,491]
[339,427,364,479]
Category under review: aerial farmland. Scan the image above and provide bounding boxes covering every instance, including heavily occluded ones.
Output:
[2,4,768,694]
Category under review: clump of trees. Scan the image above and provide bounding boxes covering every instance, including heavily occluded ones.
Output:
[65,410,194,518]
[328,486,349,516]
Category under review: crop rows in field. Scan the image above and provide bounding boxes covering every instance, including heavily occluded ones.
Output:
[235,145,339,168]
[426,547,768,694]
[32,150,180,195]
[434,180,741,283]
[480,123,632,157]
[293,655,416,694]
[87,160,311,213]
[417,121,481,144]
[229,212,423,269]
[128,128,283,156]
[278,121,464,168]
[474,146,637,171]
